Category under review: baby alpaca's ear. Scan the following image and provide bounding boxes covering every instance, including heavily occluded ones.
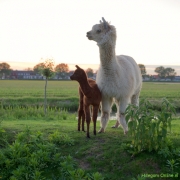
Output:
[75,65,81,69]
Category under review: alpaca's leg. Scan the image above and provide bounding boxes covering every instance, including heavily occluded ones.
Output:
[112,100,120,128]
[92,105,99,135]
[84,105,91,138]
[78,88,85,131]
[78,110,83,131]
[118,98,130,134]
[131,91,140,107]
[130,91,140,122]
[98,96,113,133]
[81,110,85,131]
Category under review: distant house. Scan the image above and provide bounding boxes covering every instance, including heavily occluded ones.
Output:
[174,76,180,81]
[152,75,159,79]
[10,70,43,79]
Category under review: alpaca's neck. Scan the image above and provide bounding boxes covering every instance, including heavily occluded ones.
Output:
[99,42,117,68]
[78,79,92,97]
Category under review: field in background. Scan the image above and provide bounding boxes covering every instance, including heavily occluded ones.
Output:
[0,80,180,112]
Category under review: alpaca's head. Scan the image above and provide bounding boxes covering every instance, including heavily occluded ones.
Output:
[70,65,87,82]
[86,17,116,46]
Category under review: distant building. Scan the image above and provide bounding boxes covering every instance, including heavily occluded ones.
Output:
[174,76,180,81]
[10,70,43,79]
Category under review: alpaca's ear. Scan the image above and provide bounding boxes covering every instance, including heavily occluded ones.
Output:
[102,17,108,29]
[75,65,80,69]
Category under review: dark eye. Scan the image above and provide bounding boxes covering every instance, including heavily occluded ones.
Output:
[96,29,101,33]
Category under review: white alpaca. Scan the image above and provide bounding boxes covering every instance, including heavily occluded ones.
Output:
[86,17,142,134]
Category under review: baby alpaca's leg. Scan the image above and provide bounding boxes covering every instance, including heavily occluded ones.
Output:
[92,104,100,135]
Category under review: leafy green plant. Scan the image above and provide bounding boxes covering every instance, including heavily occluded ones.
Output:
[166,159,179,174]
[125,98,176,155]
[158,147,172,159]
[48,130,74,146]
[0,127,103,180]
[0,120,7,147]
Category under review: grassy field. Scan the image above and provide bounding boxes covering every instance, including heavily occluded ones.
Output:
[0,80,180,179]
[0,80,180,111]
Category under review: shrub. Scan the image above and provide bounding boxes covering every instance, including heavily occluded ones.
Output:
[0,127,103,180]
[125,98,176,156]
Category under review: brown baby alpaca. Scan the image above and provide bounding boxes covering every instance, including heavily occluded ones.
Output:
[70,65,102,138]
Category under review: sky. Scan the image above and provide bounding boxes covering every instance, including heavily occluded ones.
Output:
[0,0,180,73]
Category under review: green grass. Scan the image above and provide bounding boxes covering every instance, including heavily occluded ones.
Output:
[1,118,180,179]
[0,80,180,179]
[0,80,180,111]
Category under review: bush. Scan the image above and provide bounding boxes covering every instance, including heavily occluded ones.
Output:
[125,98,176,156]
[0,126,104,180]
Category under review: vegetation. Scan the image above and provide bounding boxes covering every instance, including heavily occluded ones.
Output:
[86,68,94,78]
[54,63,69,79]
[0,125,104,180]
[0,79,180,179]
[0,108,180,179]
[138,64,147,77]
[125,99,176,156]
[154,66,176,80]
[0,80,180,112]
[41,58,55,116]
[0,62,12,79]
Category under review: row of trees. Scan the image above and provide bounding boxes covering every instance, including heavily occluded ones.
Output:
[0,61,94,79]
[33,61,94,78]
[0,61,178,80]
[138,64,177,79]
[33,60,70,79]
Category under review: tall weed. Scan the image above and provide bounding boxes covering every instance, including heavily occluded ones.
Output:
[125,98,176,155]
[0,106,76,121]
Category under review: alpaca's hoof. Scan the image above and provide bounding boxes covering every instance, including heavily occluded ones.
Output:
[112,121,120,128]
[111,125,119,128]
[98,128,104,133]
[124,130,128,135]
[94,131,96,135]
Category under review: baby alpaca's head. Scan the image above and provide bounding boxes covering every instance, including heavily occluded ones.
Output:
[70,65,87,82]
[86,17,116,45]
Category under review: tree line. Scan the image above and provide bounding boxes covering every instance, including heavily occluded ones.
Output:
[0,61,178,80]
[138,64,177,80]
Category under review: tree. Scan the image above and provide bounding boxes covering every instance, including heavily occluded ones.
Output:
[0,62,12,79]
[164,67,176,80]
[155,66,176,80]
[138,64,146,77]
[155,66,165,78]
[41,58,55,116]
[33,63,46,74]
[86,68,94,78]
[54,63,69,79]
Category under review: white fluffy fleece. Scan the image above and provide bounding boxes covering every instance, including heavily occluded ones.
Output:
[87,18,142,133]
